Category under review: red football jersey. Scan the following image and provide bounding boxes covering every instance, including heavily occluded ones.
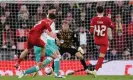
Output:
[29,18,52,37]
[90,16,114,45]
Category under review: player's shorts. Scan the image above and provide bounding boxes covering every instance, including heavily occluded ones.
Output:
[98,44,108,54]
[27,34,45,49]
[47,39,59,53]
[34,39,59,62]
[59,47,78,56]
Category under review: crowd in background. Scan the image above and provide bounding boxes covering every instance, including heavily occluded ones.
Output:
[0,1,133,60]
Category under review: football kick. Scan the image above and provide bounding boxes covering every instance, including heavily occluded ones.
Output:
[14,5,115,79]
[15,6,65,78]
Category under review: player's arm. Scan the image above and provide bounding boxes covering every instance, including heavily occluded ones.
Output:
[55,32,61,46]
[46,30,57,39]
[89,18,95,37]
[108,18,115,29]
[44,21,57,39]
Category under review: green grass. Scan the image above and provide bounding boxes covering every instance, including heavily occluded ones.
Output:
[0,76,133,80]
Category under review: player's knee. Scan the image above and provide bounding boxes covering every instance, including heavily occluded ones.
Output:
[79,55,83,60]
[58,55,61,60]
[76,52,83,59]
[99,53,105,57]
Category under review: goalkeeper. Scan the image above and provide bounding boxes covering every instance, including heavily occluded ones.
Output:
[53,20,93,72]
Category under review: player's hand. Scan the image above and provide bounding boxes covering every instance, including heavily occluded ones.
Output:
[56,39,61,46]
[78,47,84,54]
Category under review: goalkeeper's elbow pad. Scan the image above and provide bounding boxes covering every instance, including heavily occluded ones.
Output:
[78,47,84,54]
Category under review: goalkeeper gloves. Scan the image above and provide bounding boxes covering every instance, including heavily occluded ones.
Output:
[78,47,84,54]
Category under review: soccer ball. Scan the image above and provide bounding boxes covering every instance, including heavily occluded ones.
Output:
[44,67,53,75]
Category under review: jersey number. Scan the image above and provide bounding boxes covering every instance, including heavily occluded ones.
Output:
[94,25,106,36]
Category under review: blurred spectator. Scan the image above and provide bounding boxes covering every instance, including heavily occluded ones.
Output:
[79,27,87,46]
[79,27,87,54]
[105,49,119,60]
[0,2,7,15]
[4,8,10,18]
[31,6,46,25]
[0,14,7,46]
[127,10,133,53]
[85,2,95,26]
[80,8,86,22]
[69,3,74,9]
[2,23,16,49]
[122,48,131,60]
[0,14,7,26]
[80,8,87,27]
[54,3,60,10]
[56,7,63,29]
[96,1,106,7]
[17,5,31,29]
[115,14,123,36]
[16,28,30,50]
[64,12,76,31]
[111,14,127,54]
[18,5,29,21]
[114,1,124,15]
[114,1,124,8]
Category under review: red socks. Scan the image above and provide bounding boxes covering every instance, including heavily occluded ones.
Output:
[95,57,104,71]
[40,56,45,62]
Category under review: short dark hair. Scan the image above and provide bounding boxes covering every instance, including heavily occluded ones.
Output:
[48,13,56,19]
[49,6,56,10]
[97,6,104,13]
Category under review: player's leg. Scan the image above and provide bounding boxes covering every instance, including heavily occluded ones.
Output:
[21,51,61,78]
[31,38,46,77]
[32,46,42,77]
[34,46,41,62]
[53,51,61,76]
[49,51,65,78]
[37,38,46,62]
[89,44,108,77]
[52,47,64,71]
[14,48,29,69]
[46,41,63,77]
[75,52,87,70]
[14,35,35,69]
[18,56,53,78]
[24,57,53,75]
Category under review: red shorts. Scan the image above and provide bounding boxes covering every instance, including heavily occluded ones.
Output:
[27,34,45,49]
[98,44,108,54]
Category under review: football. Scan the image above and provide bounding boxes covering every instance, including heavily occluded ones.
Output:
[44,67,53,75]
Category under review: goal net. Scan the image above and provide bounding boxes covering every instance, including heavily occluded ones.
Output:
[0,0,133,76]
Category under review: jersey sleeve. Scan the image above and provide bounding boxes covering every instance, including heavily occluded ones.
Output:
[108,18,115,29]
[51,22,56,33]
[43,21,52,32]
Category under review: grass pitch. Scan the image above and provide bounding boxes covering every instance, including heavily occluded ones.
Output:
[0,75,133,80]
